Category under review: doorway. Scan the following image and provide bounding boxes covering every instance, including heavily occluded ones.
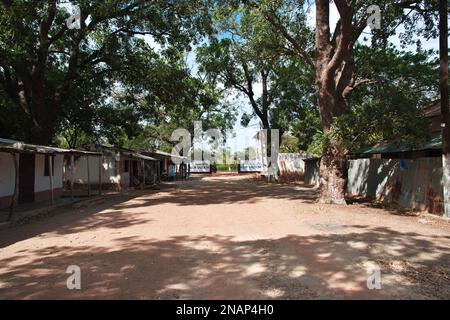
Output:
[18,153,35,204]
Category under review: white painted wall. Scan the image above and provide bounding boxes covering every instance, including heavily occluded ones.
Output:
[0,152,16,197]
[72,155,120,184]
[35,154,63,192]
[278,153,305,173]
[121,171,130,188]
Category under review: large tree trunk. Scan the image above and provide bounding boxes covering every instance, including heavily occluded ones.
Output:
[24,97,59,145]
[28,124,55,145]
[13,60,61,145]
[259,126,280,180]
[315,0,347,204]
[24,74,64,145]
[319,141,347,204]
[27,103,57,145]
[316,80,347,204]
[266,127,280,181]
[314,0,352,204]
[316,78,348,204]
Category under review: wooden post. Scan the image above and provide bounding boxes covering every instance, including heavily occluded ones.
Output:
[98,155,102,195]
[130,158,133,188]
[158,161,161,183]
[70,154,74,202]
[116,154,121,192]
[153,162,156,185]
[49,155,54,205]
[8,153,19,222]
[142,160,146,189]
[87,155,91,198]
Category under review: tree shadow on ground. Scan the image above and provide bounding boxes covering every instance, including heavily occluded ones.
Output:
[0,192,154,249]
[115,176,318,211]
[1,227,449,299]
[0,177,318,248]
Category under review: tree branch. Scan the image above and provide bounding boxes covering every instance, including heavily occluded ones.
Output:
[327,0,353,74]
[264,10,315,69]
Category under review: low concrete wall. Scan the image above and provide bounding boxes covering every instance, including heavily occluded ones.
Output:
[304,159,320,187]
[347,157,443,213]
[278,153,305,174]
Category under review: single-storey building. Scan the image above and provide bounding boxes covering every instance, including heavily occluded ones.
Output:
[143,149,189,180]
[346,100,445,213]
[67,145,159,191]
[0,138,101,218]
[347,136,443,214]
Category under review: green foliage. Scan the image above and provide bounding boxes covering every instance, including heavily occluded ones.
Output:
[287,44,440,157]
[1,0,443,158]
[279,134,300,153]
[290,107,322,152]
[306,132,325,158]
[332,45,440,152]
[216,163,238,171]
[243,0,443,159]
[0,89,26,140]
[0,0,218,144]
[197,1,316,153]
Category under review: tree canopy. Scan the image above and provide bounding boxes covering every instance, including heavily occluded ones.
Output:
[0,0,234,148]
[0,0,446,202]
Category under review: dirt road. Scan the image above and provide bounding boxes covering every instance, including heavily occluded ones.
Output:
[1,174,449,299]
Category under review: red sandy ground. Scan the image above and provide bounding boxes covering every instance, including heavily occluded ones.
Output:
[0,174,449,299]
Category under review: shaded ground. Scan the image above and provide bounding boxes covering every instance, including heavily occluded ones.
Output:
[0,174,449,299]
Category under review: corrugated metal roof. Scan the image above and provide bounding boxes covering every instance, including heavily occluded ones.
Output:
[145,149,188,161]
[92,145,157,161]
[0,138,102,155]
[124,151,158,161]
[357,136,442,155]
